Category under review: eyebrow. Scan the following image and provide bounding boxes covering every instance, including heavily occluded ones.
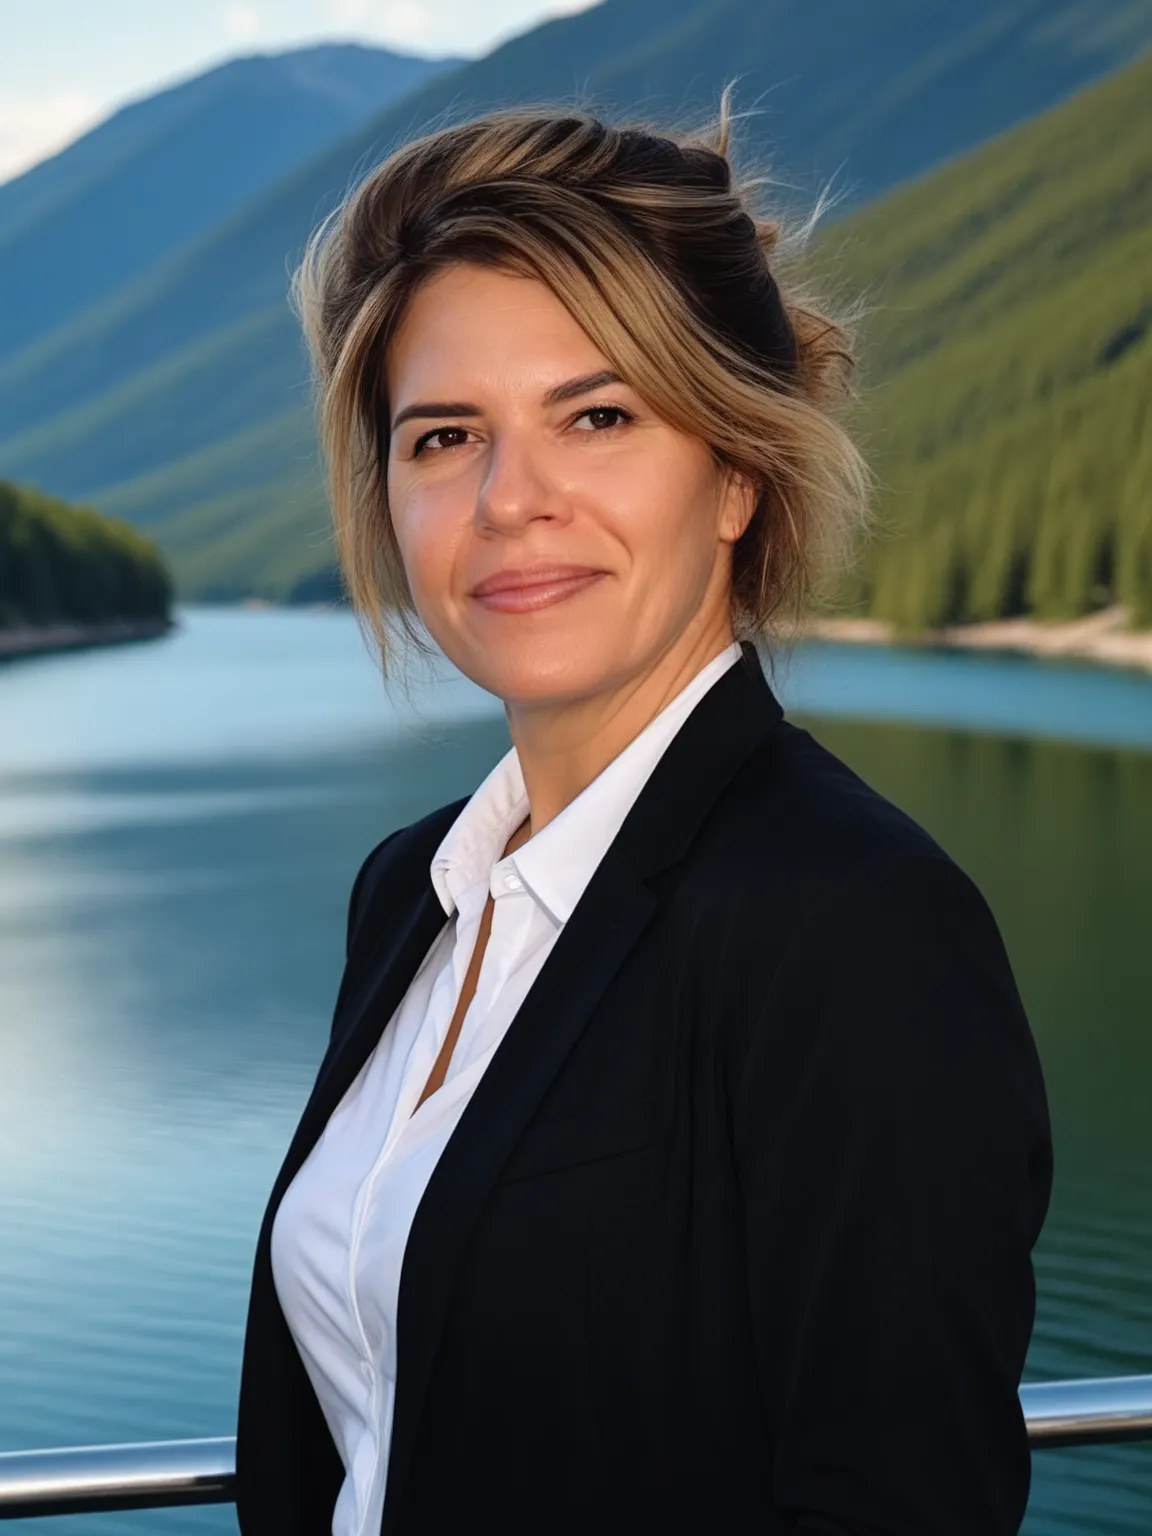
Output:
[389,370,625,432]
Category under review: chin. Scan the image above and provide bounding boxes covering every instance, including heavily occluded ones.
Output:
[462,634,620,709]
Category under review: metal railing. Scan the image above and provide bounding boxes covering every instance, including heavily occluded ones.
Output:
[1,1375,1150,1519]
[0,1437,233,1521]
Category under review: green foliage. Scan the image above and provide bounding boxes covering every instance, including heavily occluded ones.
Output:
[813,47,1152,631]
[0,477,173,632]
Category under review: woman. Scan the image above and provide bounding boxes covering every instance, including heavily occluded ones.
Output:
[235,102,1053,1535]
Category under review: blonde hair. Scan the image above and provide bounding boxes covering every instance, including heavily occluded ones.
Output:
[293,93,872,673]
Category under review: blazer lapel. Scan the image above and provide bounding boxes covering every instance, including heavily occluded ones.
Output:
[245,836,453,1367]
[265,873,451,1221]
[381,640,784,1529]
[381,857,659,1530]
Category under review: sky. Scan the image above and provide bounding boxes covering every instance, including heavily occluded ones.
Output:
[0,0,602,183]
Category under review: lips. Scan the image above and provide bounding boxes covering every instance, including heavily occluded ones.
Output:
[469,565,607,614]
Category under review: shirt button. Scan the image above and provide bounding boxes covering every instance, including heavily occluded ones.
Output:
[503,871,523,893]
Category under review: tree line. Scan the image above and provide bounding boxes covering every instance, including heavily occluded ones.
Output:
[810,46,1152,632]
[0,477,172,632]
[827,342,1152,632]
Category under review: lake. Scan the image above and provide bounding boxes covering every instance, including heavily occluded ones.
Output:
[1,606,1150,1534]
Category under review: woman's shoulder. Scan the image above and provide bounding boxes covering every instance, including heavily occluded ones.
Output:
[702,715,961,901]
[712,723,1043,1118]
[680,716,1015,1008]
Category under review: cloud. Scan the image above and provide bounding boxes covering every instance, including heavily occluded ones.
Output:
[322,0,425,47]
[222,4,262,42]
[317,0,603,56]
[0,91,104,184]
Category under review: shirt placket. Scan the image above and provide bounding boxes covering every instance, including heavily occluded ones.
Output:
[341,932,463,1533]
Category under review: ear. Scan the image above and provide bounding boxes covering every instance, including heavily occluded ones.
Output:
[717,464,761,546]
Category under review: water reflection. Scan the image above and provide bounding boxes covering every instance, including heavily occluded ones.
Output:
[0,615,1149,1533]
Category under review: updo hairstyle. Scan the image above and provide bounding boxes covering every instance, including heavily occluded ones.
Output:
[293,91,871,672]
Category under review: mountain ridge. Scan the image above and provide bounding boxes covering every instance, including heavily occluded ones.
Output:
[0,42,463,358]
[1,0,1151,604]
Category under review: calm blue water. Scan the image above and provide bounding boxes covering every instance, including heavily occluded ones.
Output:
[1,607,1150,1533]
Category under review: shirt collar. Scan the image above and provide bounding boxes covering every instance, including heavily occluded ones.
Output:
[430,641,742,927]
[429,747,530,919]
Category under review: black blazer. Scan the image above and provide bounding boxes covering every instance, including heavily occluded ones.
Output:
[235,640,1053,1535]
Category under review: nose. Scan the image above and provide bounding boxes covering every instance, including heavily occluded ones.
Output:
[475,431,568,535]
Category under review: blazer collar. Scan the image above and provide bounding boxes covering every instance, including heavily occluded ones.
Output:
[611,638,782,880]
[429,639,743,928]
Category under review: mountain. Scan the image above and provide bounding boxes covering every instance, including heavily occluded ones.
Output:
[0,43,463,359]
[1,0,1151,600]
[815,45,1152,630]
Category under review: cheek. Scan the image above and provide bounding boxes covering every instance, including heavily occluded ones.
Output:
[396,522,441,605]
[609,455,719,565]
[389,488,464,611]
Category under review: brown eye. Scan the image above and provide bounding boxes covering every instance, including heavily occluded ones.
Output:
[574,405,633,432]
[412,426,472,457]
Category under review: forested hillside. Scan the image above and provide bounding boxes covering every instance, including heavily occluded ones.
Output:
[0,479,172,634]
[817,46,1152,630]
[1,0,1150,602]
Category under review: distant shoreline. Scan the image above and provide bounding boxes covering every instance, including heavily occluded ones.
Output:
[805,605,1152,677]
[0,617,174,661]
[11,604,1145,679]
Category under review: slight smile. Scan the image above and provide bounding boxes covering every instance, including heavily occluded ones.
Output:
[470,567,607,614]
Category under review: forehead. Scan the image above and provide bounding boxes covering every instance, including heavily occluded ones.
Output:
[386,263,607,396]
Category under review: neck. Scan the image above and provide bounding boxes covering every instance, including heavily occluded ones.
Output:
[504,618,736,837]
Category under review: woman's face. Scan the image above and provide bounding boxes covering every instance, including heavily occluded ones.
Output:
[385,262,755,709]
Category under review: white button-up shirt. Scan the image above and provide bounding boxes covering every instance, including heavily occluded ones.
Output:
[270,641,740,1536]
